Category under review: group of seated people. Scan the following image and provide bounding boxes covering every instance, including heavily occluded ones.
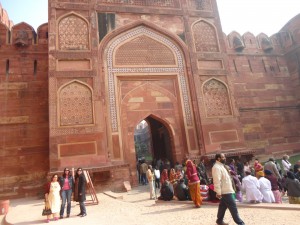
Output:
[154,156,300,205]
[241,158,300,204]
[156,161,217,203]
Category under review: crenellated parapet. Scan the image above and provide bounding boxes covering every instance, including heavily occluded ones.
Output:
[225,12,300,55]
[225,31,286,54]
[0,3,13,29]
[0,22,48,47]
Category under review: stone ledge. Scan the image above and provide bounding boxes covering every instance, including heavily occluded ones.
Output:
[0,116,29,125]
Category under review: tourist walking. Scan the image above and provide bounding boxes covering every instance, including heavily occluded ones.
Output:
[74,168,87,217]
[212,153,245,225]
[186,159,202,208]
[44,174,61,223]
[59,168,74,219]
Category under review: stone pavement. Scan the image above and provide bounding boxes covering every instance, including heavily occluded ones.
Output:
[2,185,300,225]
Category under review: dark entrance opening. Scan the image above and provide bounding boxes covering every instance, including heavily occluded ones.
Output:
[134,116,173,167]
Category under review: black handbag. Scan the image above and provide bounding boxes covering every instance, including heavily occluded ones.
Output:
[42,208,52,216]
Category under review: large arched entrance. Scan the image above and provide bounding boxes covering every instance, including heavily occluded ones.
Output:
[134,116,174,166]
[101,22,201,185]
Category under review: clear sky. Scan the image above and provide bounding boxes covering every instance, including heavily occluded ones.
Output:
[0,0,299,36]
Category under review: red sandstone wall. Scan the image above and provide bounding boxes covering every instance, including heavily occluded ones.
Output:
[0,22,49,196]
[224,21,300,156]
[280,14,300,106]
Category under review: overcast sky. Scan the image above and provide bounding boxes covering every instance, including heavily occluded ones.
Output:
[0,0,299,36]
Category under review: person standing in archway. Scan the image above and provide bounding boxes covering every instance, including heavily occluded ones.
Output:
[146,165,155,199]
[212,153,245,225]
[140,159,148,185]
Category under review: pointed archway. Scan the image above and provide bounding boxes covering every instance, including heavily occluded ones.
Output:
[100,22,202,186]
[146,116,173,165]
[134,116,174,165]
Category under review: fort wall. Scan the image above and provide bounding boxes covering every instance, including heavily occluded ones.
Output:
[0,21,49,197]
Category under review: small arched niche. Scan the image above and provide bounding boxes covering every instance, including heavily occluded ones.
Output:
[192,19,220,52]
[57,13,89,50]
[202,78,232,117]
[58,80,94,126]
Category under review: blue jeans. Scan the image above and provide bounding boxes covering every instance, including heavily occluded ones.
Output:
[79,201,86,215]
[60,189,72,216]
[141,173,147,185]
[217,193,245,225]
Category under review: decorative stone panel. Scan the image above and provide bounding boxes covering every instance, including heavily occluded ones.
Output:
[192,20,219,52]
[114,35,176,66]
[58,14,89,50]
[203,79,232,117]
[96,0,180,8]
[105,26,193,132]
[59,81,94,126]
[189,0,212,11]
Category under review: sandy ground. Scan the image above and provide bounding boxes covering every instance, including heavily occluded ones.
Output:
[3,184,300,225]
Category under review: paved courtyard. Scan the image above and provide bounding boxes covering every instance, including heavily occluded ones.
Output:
[2,185,300,225]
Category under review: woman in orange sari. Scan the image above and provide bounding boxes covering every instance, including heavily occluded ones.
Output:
[186,160,202,207]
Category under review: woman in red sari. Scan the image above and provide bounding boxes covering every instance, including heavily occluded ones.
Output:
[186,160,202,207]
[160,169,169,186]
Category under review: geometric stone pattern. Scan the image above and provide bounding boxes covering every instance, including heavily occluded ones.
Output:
[106,26,192,132]
[203,79,232,117]
[193,20,219,52]
[97,0,180,8]
[58,15,89,50]
[115,35,176,66]
[190,0,212,11]
[59,81,93,126]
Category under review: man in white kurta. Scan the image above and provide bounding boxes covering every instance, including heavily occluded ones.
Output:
[257,171,275,203]
[242,171,263,203]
